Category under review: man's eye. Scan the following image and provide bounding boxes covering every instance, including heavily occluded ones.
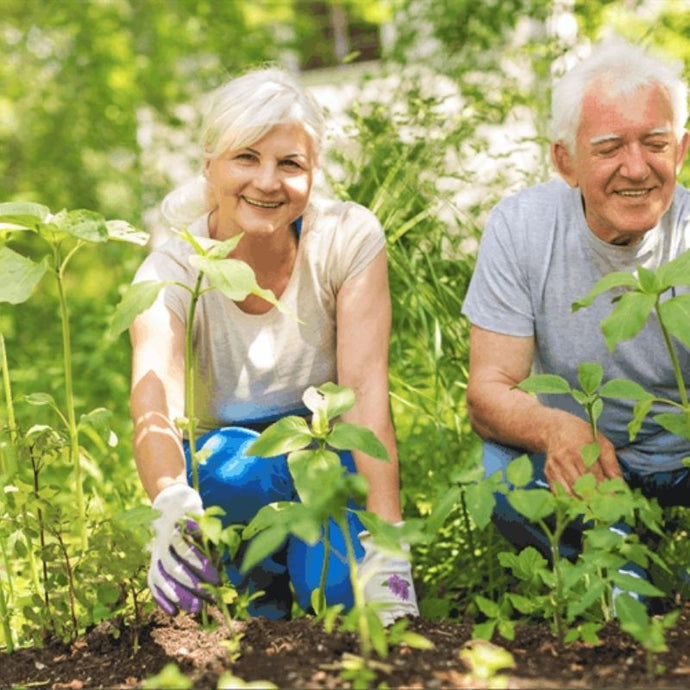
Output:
[646,140,669,152]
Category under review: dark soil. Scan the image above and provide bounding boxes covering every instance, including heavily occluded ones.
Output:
[3,607,690,689]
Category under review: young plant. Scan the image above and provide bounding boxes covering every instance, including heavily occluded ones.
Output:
[242,382,431,673]
[572,249,690,442]
[0,201,147,550]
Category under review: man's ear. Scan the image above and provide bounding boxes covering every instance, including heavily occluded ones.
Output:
[551,141,578,187]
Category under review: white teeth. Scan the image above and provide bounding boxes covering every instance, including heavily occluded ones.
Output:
[618,190,648,197]
[244,197,282,208]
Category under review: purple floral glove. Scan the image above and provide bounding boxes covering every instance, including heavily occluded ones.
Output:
[358,524,419,626]
[148,483,220,615]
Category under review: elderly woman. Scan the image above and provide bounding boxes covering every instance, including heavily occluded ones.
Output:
[130,68,418,623]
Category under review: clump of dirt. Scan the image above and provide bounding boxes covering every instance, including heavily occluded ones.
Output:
[3,607,690,689]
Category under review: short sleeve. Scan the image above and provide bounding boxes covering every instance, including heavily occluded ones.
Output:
[328,202,386,290]
[461,204,535,337]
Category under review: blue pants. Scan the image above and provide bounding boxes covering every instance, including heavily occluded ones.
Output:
[184,426,365,620]
[483,440,690,563]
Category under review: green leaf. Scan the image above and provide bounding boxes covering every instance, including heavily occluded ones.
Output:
[615,593,649,639]
[653,411,690,440]
[515,374,571,395]
[636,265,660,294]
[658,294,690,349]
[580,442,600,468]
[0,201,51,231]
[0,247,48,304]
[78,407,112,435]
[205,234,243,259]
[590,397,603,425]
[657,249,690,289]
[246,416,313,457]
[287,448,344,507]
[105,220,149,246]
[55,209,108,243]
[241,524,288,573]
[243,502,295,540]
[107,280,167,339]
[142,663,193,690]
[23,392,57,407]
[578,362,603,395]
[628,396,655,440]
[328,422,389,460]
[425,486,461,534]
[599,379,651,400]
[601,292,657,351]
[611,572,664,598]
[505,454,532,488]
[507,488,554,521]
[475,595,500,618]
[316,382,356,419]
[572,271,639,311]
[464,481,495,530]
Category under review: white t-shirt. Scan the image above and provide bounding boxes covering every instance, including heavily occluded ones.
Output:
[134,195,386,433]
[462,179,690,474]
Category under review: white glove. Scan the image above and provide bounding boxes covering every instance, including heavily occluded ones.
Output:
[148,483,219,615]
[358,526,419,626]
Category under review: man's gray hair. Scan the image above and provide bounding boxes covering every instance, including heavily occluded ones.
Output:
[550,39,688,153]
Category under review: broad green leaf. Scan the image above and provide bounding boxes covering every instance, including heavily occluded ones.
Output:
[610,572,664,598]
[628,396,655,440]
[78,407,112,435]
[55,209,108,243]
[572,271,639,311]
[241,524,288,573]
[287,448,343,507]
[328,421,389,460]
[243,502,298,540]
[515,374,571,395]
[107,280,167,339]
[601,291,657,351]
[580,442,600,468]
[0,248,48,304]
[317,382,356,419]
[636,265,660,295]
[507,488,554,521]
[246,416,312,457]
[355,511,409,557]
[475,594,500,618]
[464,481,495,530]
[0,201,51,231]
[590,397,603,425]
[654,411,690,439]
[205,234,243,259]
[105,220,149,246]
[24,392,57,407]
[567,579,605,619]
[599,379,651,400]
[658,294,690,349]
[395,630,435,650]
[578,362,603,395]
[506,454,532,487]
[657,249,690,289]
[425,486,462,534]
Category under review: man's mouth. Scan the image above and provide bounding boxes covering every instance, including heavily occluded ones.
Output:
[243,196,283,209]
[616,189,651,198]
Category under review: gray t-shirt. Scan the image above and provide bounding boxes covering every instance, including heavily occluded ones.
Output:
[134,195,386,433]
[462,179,690,474]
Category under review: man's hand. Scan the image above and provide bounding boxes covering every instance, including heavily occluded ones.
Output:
[148,483,220,615]
[544,415,623,495]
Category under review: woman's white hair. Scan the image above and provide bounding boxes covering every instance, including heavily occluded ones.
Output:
[162,67,324,228]
[550,39,688,154]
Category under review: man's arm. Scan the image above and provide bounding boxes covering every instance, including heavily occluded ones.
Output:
[466,325,623,494]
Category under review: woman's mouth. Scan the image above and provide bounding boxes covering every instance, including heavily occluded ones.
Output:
[243,196,283,209]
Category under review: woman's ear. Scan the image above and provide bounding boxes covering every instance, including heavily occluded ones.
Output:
[551,141,579,187]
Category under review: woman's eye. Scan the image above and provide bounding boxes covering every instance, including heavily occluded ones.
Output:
[281,159,302,169]
[235,153,258,162]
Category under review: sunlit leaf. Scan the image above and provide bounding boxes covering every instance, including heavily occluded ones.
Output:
[464,481,495,530]
[240,524,288,573]
[0,201,51,231]
[507,488,554,521]
[245,416,312,457]
[628,396,655,441]
[577,362,603,395]
[658,294,690,349]
[572,271,639,311]
[107,280,167,339]
[657,249,690,289]
[105,219,149,246]
[328,421,388,460]
[653,411,690,439]
[599,379,651,400]
[0,247,48,304]
[515,374,571,395]
[506,454,533,487]
[636,265,660,294]
[55,209,108,243]
[580,442,600,468]
[601,292,656,351]
[317,382,356,419]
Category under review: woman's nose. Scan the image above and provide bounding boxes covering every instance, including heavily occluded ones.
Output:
[253,163,280,192]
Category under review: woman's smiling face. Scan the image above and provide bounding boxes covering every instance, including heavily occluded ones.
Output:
[205,122,314,240]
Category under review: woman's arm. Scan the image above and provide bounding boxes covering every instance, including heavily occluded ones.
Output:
[130,300,188,501]
[336,249,401,522]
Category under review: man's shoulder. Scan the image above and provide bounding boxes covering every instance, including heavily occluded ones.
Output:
[493,178,573,214]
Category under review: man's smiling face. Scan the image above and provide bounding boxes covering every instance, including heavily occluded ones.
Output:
[552,81,689,245]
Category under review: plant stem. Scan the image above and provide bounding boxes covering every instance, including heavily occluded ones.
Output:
[656,302,688,409]
[0,571,13,652]
[54,248,86,550]
[315,520,331,613]
[185,273,204,493]
[0,333,18,476]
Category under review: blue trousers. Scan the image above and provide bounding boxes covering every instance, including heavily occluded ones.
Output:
[184,426,364,620]
[483,440,690,563]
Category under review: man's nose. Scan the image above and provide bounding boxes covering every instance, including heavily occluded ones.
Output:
[620,143,650,180]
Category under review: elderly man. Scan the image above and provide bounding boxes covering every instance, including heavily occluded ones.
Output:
[461,39,690,569]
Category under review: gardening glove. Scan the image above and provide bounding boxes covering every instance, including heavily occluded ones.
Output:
[358,526,419,626]
[148,483,220,615]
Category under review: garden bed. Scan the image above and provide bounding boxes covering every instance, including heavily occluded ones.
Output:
[3,606,690,689]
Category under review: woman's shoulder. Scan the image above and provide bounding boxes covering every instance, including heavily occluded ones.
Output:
[303,195,383,238]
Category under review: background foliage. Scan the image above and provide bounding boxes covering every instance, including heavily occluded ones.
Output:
[2,0,690,649]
